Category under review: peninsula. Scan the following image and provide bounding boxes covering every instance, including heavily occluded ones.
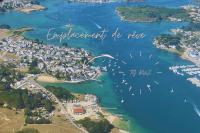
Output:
[0,27,101,82]
[153,5,200,87]
[0,26,129,133]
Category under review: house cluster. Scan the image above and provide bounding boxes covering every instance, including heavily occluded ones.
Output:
[14,76,54,123]
[183,5,200,23]
[65,94,100,120]
[0,0,36,10]
[27,107,54,123]
[172,28,200,59]
[0,36,101,81]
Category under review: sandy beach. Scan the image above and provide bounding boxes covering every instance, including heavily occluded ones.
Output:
[99,109,130,133]
[0,27,33,39]
[155,42,200,67]
[181,49,200,67]
[36,74,66,83]
[36,73,101,84]
[17,5,46,13]
[0,29,11,40]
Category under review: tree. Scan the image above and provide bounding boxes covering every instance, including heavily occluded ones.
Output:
[77,118,114,133]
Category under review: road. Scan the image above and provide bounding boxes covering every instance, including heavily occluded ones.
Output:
[16,77,88,133]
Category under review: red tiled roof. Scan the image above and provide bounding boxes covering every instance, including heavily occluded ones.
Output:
[73,107,85,113]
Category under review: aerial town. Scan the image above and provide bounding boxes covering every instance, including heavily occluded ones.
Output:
[154,5,200,88]
[0,36,101,82]
[0,28,123,132]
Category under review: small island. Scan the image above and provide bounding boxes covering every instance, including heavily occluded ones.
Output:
[116,6,191,22]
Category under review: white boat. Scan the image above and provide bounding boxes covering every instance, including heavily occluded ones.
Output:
[154,81,159,85]
[121,98,125,103]
[129,86,132,91]
[147,84,151,92]
[121,80,126,84]
[147,84,151,88]
[170,88,174,93]
[155,61,160,65]
[157,72,163,74]
[130,53,133,59]
[149,54,152,59]
[102,66,107,71]
[184,99,187,103]
[121,60,127,64]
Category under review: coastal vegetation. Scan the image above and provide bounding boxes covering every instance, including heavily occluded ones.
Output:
[77,117,114,133]
[0,88,54,123]
[0,64,54,124]
[28,58,41,74]
[154,34,183,52]
[45,86,75,100]
[0,26,126,133]
[0,64,24,91]
[116,6,191,22]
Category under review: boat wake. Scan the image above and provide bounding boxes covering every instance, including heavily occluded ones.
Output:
[90,20,102,29]
[192,103,200,117]
[188,99,200,117]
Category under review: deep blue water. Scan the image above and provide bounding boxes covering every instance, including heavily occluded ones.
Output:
[1,0,200,132]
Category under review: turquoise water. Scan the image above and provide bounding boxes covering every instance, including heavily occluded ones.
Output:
[1,0,200,132]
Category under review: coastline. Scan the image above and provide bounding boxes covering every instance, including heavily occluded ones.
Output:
[16,5,46,13]
[115,8,154,23]
[187,77,200,87]
[36,72,102,84]
[100,108,130,133]
[155,43,200,67]
[0,27,33,40]
[154,39,200,88]
[36,74,131,133]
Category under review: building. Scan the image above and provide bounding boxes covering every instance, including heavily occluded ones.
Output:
[73,105,86,115]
